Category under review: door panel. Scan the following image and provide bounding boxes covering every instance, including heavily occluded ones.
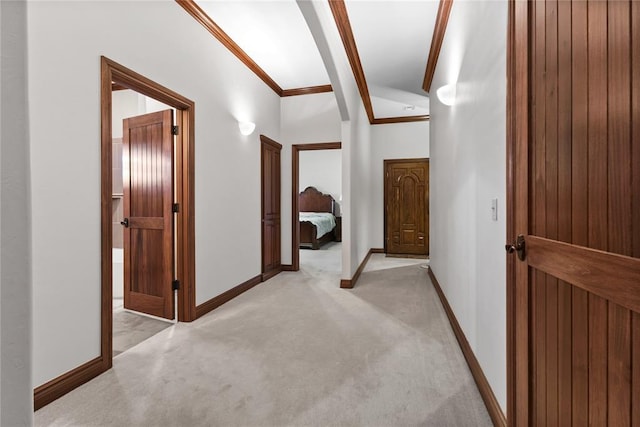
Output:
[123,109,174,319]
[511,1,640,424]
[261,136,281,280]
[384,159,429,255]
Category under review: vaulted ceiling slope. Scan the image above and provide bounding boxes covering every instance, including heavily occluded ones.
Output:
[179,0,447,124]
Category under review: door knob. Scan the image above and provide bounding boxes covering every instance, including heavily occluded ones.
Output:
[505,234,526,261]
[120,218,129,228]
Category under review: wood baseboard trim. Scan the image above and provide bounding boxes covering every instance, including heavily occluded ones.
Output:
[339,279,353,288]
[261,266,283,282]
[281,264,295,271]
[195,274,262,319]
[340,248,384,289]
[34,356,106,411]
[427,268,506,427]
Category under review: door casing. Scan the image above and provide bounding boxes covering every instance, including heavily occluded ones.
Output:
[101,56,196,374]
[290,142,342,272]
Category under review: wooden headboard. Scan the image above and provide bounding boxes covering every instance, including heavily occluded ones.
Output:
[299,186,335,214]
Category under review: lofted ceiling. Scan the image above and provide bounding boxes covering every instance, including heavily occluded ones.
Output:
[184,0,444,123]
[344,0,439,118]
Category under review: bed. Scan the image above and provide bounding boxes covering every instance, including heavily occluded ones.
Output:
[299,186,337,250]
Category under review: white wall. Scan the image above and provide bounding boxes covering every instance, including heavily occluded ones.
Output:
[299,149,342,214]
[112,90,174,139]
[280,92,341,265]
[280,92,341,143]
[1,0,33,423]
[350,106,373,274]
[28,0,280,387]
[370,121,429,248]
[111,90,139,139]
[429,0,507,412]
[298,0,375,279]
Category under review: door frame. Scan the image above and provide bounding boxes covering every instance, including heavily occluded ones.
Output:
[382,158,430,255]
[506,0,530,424]
[291,142,342,271]
[101,56,197,370]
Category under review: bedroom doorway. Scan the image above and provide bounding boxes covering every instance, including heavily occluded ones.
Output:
[291,142,342,274]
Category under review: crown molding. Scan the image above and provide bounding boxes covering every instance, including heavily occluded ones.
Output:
[372,115,430,125]
[328,0,376,123]
[176,0,282,94]
[176,0,334,98]
[281,84,334,97]
[177,0,428,119]
[422,0,454,93]
[328,0,430,125]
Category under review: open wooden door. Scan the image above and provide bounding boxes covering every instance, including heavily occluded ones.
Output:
[122,109,174,320]
[384,159,429,256]
[261,135,282,281]
[509,1,640,424]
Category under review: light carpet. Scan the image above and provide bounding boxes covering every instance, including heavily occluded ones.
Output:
[36,246,491,426]
[112,299,173,357]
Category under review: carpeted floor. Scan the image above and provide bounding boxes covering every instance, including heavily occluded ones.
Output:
[35,246,491,426]
[112,298,173,357]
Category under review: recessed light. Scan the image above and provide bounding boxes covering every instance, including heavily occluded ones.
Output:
[403,105,415,111]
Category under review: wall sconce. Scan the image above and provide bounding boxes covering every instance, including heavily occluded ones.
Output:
[437,84,457,107]
[238,121,256,136]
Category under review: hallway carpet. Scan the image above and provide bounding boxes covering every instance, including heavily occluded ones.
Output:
[112,301,173,357]
[35,249,492,426]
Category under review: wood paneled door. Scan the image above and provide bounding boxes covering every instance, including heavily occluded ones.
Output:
[261,135,282,281]
[122,109,175,319]
[384,159,429,256]
[508,0,640,425]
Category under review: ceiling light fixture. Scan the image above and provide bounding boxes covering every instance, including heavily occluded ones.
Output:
[437,84,457,107]
[238,121,256,136]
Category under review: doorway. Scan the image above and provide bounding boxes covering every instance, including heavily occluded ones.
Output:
[101,57,196,371]
[292,142,342,275]
[383,158,429,257]
[111,91,177,356]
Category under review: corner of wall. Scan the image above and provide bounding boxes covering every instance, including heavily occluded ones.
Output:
[428,0,508,412]
[1,0,34,423]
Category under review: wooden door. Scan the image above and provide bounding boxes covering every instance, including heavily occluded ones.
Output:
[384,159,429,256]
[261,135,282,281]
[122,110,174,319]
[509,1,640,425]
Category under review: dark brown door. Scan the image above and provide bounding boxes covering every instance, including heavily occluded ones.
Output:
[122,110,174,319]
[261,135,282,281]
[384,159,429,255]
[510,1,640,425]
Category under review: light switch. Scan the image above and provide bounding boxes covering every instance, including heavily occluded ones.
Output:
[491,198,498,221]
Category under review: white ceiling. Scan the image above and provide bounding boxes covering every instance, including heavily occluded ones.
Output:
[345,0,437,117]
[196,0,330,89]
[193,0,436,119]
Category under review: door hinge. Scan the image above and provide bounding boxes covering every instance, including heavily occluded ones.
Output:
[172,125,179,135]
[172,203,179,213]
[172,279,180,291]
